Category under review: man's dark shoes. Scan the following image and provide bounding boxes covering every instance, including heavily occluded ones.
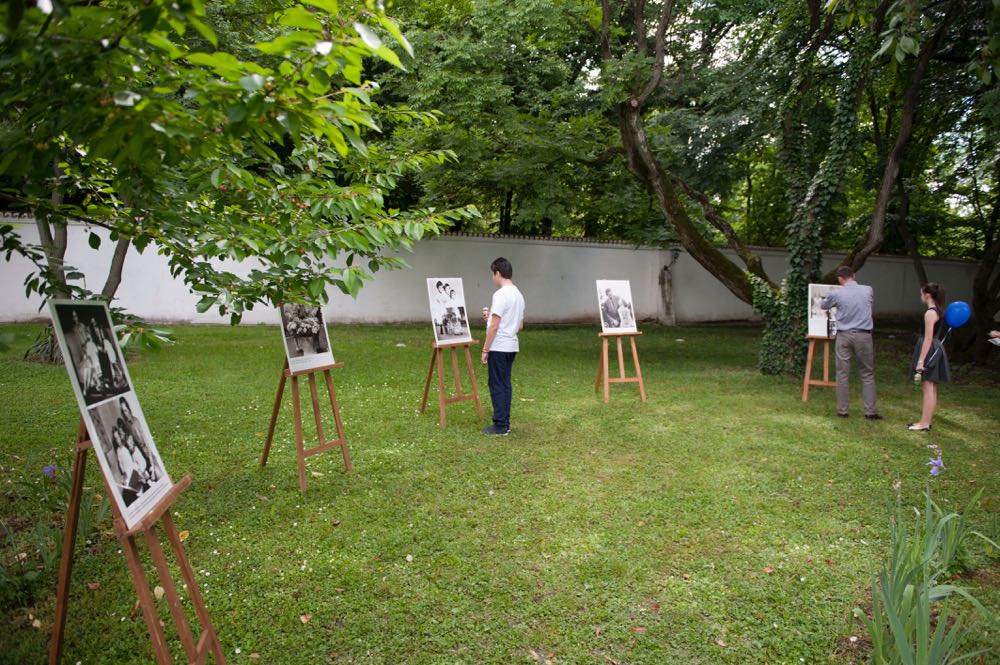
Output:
[864,414,883,420]
[837,413,849,418]
[482,424,510,436]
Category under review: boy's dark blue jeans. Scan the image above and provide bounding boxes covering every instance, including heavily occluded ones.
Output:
[487,351,517,429]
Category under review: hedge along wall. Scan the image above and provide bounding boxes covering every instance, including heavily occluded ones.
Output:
[0,219,983,327]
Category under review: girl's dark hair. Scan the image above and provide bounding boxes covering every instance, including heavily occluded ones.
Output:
[921,282,946,309]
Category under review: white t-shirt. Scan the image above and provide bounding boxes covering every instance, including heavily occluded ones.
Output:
[488,284,525,352]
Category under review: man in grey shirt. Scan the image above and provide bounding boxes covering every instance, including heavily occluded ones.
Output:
[821,266,882,419]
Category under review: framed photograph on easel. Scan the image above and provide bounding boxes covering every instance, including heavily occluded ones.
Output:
[426,278,473,344]
[596,279,638,334]
[278,303,334,373]
[50,300,173,530]
[807,283,841,338]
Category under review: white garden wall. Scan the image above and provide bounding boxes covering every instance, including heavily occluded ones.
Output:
[0,218,984,326]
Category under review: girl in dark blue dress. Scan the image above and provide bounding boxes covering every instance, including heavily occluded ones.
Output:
[908,283,951,432]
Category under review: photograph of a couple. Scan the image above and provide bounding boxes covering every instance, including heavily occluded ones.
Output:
[427,278,472,344]
[52,301,130,406]
[279,303,335,372]
[596,280,637,333]
[88,393,169,511]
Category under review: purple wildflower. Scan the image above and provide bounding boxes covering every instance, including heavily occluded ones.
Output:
[927,457,945,476]
[42,464,56,479]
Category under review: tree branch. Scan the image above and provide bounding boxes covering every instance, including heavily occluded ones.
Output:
[634,0,648,55]
[673,175,768,281]
[600,0,611,60]
[101,235,131,299]
[840,0,959,272]
[635,0,675,105]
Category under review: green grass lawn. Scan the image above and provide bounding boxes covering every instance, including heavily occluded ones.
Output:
[1,323,997,664]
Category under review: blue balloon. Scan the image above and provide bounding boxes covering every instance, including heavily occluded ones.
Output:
[943,301,971,328]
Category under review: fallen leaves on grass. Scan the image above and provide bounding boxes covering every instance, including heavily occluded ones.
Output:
[630,626,646,634]
[87,582,100,590]
[300,614,312,624]
[763,566,774,574]
[528,649,554,664]
[178,530,190,542]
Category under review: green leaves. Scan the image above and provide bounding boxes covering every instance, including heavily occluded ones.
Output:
[0,0,473,322]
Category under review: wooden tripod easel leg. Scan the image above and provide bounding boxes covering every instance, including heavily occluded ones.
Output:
[436,347,447,427]
[630,336,647,401]
[261,362,288,466]
[419,348,436,414]
[143,525,197,662]
[323,370,352,472]
[121,531,173,663]
[48,423,88,665]
[290,375,307,492]
[462,345,484,419]
[162,513,226,665]
[601,338,611,403]
[802,338,817,402]
[307,373,326,453]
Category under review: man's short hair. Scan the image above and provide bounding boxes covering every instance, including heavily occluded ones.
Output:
[491,257,513,279]
[835,266,855,280]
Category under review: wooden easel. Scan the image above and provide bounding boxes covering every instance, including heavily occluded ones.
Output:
[801,335,837,401]
[419,340,484,427]
[261,359,352,492]
[595,332,647,403]
[50,421,225,665]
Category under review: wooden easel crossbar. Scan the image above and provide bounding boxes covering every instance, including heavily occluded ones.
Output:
[801,335,837,402]
[419,340,484,427]
[50,420,225,665]
[261,359,352,492]
[595,332,647,403]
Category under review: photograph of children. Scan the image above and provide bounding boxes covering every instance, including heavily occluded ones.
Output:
[426,278,472,344]
[808,283,841,338]
[51,301,130,407]
[279,303,335,373]
[87,392,171,523]
[596,280,638,333]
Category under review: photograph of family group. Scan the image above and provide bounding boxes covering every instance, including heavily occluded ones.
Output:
[808,283,841,337]
[87,393,169,510]
[596,280,637,334]
[279,303,334,373]
[49,300,173,528]
[52,301,130,406]
[426,278,472,344]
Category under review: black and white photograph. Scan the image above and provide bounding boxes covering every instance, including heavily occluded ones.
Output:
[51,300,130,406]
[426,278,472,344]
[279,303,335,373]
[596,280,638,334]
[87,392,171,518]
[808,283,841,338]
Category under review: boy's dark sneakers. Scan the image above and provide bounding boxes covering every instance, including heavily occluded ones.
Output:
[481,424,510,436]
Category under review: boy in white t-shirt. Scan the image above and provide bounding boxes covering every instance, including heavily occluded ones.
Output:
[480,257,525,435]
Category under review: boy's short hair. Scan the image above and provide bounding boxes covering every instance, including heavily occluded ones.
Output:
[491,257,513,279]
[835,266,855,280]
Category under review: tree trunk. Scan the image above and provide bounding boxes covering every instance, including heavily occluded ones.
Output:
[971,221,1000,366]
[618,102,757,304]
[101,236,131,299]
[892,174,929,286]
[498,188,513,234]
[838,0,958,273]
